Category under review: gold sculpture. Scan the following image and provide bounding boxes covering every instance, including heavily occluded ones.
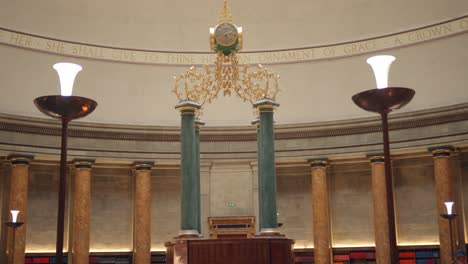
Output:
[173,0,280,117]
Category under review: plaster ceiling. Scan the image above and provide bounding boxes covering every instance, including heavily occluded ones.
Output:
[0,0,467,126]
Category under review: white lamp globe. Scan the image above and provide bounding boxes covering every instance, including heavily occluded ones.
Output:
[53,62,83,96]
[366,55,396,89]
[10,210,20,223]
[444,201,454,215]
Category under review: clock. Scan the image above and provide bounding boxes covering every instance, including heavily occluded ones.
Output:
[214,23,238,47]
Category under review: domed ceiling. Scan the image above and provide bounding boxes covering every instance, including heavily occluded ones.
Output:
[0,0,467,126]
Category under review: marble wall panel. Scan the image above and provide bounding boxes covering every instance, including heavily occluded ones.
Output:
[393,157,438,245]
[151,174,180,250]
[209,162,256,217]
[329,163,374,247]
[90,168,132,251]
[26,164,64,252]
[277,174,312,248]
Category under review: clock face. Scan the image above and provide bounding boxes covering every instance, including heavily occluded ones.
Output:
[214,23,238,47]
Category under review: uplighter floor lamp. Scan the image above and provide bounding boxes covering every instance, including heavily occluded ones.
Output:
[34,62,97,264]
[352,55,415,264]
[5,210,24,264]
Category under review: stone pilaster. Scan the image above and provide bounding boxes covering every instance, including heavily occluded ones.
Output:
[194,118,205,235]
[368,154,391,264]
[7,154,33,264]
[133,162,153,264]
[71,159,94,264]
[309,159,331,264]
[175,100,201,236]
[254,98,280,235]
[429,146,457,264]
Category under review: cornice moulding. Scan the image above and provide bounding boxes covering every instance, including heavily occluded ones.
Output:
[1,103,468,142]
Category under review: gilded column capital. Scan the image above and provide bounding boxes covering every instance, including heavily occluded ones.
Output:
[175,100,201,113]
[367,153,385,163]
[8,154,34,165]
[195,118,205,129]
[251,117,260,127]
[133,161,154,171]
[253,98,280,111]
[73,159,95,169]
[428,145,456,158]
[307,158,328,168]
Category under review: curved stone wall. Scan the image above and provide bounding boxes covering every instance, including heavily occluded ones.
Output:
[1,103,468,253]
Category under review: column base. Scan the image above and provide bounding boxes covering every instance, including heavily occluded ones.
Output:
[256,228,283,237]
[178,230,201,239]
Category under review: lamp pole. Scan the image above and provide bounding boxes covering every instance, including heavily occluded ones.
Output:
[440,214,457,264]
[34,63,97,264]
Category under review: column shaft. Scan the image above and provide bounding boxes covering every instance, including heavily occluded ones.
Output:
[310,161,331,264]
[430,147,456,264]
[255,99,279,233]
[194,119,204,234]
[71,160,93,264]
[7,155,32,264]
[176,100,201,235]
[133,163,153,264]
[369,156,391,264]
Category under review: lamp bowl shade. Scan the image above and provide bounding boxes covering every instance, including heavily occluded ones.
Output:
[352,87,415,114]
[34,95,97,120]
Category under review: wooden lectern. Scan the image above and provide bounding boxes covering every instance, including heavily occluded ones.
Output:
[208,216,255,239]
[166,216,294,264]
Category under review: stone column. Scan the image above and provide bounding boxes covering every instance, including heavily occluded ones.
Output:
[71,159,94,264]
[429,146,457,264]
[175,100,201,236]
[309,159,331,264]
[252,117,261,232]
[254,98,280,235]
[133,162,153,264]
[368,154,391,264]
[194,118,205,235]
[7,154,33,264]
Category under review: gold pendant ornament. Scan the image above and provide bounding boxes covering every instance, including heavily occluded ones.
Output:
[173,0,279,118]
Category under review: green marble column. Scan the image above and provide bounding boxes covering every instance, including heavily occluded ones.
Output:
[195,118,205,235]
[175,100,201,236]
[252,117,261,230]
[254,98,280,235]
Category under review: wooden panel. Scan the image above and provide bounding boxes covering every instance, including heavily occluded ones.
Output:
[166,238,294,264]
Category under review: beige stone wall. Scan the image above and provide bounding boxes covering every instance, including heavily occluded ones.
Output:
[25,164,68,252]
[329,162,374,247]
[208,162,257,217]
[151,174,180,250]
[277,174,312,248]
[90,168,133,251]
[393,157,438,245]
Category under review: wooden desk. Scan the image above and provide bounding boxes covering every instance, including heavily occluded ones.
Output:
[165,237,294,264]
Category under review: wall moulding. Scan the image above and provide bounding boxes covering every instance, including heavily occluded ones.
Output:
[1,103,468,143]
[0,15,467,66]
